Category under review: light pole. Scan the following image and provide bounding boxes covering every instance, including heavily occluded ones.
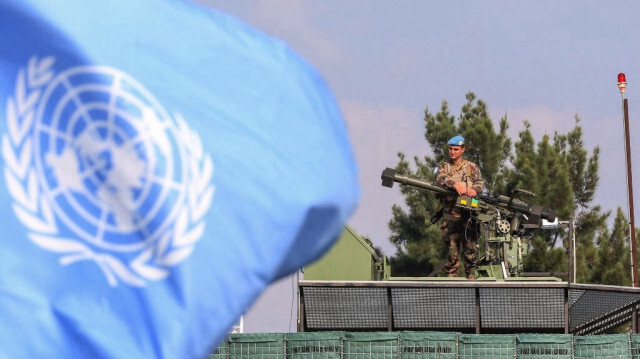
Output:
[617,73,638,287]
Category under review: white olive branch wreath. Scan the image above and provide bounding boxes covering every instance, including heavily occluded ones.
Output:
[2,56,214,287]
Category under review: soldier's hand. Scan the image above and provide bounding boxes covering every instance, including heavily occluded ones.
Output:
[467,189,477,197]
[453,183,467,195]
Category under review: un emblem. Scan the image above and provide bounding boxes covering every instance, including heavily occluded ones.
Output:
[2,56,214,287]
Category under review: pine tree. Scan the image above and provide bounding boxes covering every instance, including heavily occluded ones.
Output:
[549,117,610,282]
[573,205,608,283]
[593,209,631,286]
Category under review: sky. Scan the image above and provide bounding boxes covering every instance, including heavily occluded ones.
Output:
[196,0,640,332]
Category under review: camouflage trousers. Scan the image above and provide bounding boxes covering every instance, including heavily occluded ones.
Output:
[439,213,478,278]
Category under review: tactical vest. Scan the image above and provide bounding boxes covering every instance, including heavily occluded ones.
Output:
[439,160,474,213]
[442,159,473,189]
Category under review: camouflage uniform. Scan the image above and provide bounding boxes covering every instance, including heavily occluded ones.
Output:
[435,159,484,278]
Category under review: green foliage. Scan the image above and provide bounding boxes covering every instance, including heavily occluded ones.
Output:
[388,152,443,275]
[388,92,632,286]
[523,237,568,273]
[573,205,609,283]
[505,122,576,247]
[591,208,631,286]
[388,243,444,277]
[360,234,385,260]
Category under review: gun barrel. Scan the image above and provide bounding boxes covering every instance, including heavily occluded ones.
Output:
[381,167,557,223]
[381,167,454,196]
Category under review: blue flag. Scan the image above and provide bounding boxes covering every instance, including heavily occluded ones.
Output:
[0,0,359,357]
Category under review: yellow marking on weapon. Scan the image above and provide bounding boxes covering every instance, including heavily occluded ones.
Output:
[471,198,478,208]
[460,199,467,205]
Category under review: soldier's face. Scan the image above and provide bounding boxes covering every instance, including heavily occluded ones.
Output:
[448,145,465,161]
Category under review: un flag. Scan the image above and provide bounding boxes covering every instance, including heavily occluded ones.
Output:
[0,0,359,357]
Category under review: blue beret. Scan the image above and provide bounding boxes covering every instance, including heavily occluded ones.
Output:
[447,135,465,146]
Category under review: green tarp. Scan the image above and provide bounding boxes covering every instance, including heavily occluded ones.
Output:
[573,334,629,359]
[228,333,285,359]
[399,332,457,359]
[343,332,398,359]
[285,332,344,359]
[458,334,516,359]
[516,334,573,359]
[212,332,640,359]
[630,334,640,359]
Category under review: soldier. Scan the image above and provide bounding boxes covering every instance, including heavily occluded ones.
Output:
[436,135,484,279]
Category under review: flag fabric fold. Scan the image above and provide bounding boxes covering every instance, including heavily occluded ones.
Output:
[0,0,359,357]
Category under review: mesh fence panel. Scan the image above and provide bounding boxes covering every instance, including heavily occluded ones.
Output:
[573,334,630,359]
[285,332,343,359]
[570,289,640,334]
[399,331,457,359]
[392,288,476,329]
[516,334,572,359]
[301,283,640,334]
[228,333,285,359]
[303,287,388,330]
[343,332,398,359]
[479,287,564,329]
[458,334,516,359]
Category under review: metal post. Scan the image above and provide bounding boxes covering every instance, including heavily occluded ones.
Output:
[564,287,569,334]
[475,287,481,334]
[623,98,638,287]
[387,287,393,332]
[568,217,575,284]
[296,270,300,331]
[570,217,578,283]
[618,74,638,287]
[297,286,305,332]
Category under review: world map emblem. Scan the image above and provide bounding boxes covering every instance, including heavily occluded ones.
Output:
[2,56,214,287]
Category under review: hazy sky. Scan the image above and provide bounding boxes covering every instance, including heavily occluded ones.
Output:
[196,0,640,332]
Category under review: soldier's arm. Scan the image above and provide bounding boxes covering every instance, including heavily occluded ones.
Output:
[435,162,455,188]
[470,164,484,194]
